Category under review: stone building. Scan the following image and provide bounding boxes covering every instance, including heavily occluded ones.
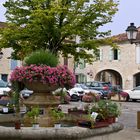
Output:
[0,22,21,82]
[75,28,140,90]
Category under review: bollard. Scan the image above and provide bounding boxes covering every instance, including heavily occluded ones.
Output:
[137,111,140,129]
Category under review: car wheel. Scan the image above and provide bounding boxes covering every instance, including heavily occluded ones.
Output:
[126,95,130,102]
[132,99,137,102]
[71,94,79,101]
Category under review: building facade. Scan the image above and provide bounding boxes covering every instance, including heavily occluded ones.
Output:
[75,29,140,90]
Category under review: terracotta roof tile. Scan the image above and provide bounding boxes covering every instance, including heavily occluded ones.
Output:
[112,33,127,42]
[112,27,140,43]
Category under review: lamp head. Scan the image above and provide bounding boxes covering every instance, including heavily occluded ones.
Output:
[126,23,138,44]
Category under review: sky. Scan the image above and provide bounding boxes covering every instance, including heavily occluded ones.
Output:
[0,0,140,36]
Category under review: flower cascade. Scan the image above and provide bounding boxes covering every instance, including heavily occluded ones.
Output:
[10,64,76,89]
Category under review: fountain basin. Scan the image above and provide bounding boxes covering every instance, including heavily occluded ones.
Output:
[0,123,123,140]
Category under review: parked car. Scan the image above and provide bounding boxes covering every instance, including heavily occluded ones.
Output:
[0,99,15,114]
[68,83,103,101]
[74,83,103,95]
[20,88,33,99]
[85,81,111,98]
[124,86,140,101]
[0,80,11,97]
[68,87,84,101]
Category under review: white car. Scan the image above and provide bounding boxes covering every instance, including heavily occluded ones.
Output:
[68,87,85,101]
[125,86,140,101]
[0,80,11,95]
[20,88,33,99]
[74,83,103,95]
[68,84,103,101]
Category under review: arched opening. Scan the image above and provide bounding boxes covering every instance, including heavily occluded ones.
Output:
[95,69,123,88]
[133,72,140,87]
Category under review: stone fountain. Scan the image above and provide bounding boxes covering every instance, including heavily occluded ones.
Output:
[23,81,60,127]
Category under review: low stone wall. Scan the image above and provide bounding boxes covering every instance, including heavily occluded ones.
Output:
[111,95,126,101]
[0,123,123,140]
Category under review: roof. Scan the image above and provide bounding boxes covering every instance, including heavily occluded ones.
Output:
[112,27,140,43]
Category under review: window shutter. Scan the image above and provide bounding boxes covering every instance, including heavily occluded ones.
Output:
[118,49,121,60]
[136,46,140,64]
[109,49,113,61]
[10,59,18,70]
[79,59,85,69]
[99,48,103,61]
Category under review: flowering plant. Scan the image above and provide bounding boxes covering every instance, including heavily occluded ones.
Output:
[10,64,76,89]
[120,91,128,98]
[82,92,100,102]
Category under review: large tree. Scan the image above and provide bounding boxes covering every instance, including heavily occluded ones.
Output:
[0,0,118,62]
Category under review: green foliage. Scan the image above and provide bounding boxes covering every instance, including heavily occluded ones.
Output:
[24,50,58,67]
[90,100,121,119]
[50,108,64,123]
[27,106,40,124]
[0,0,119,62]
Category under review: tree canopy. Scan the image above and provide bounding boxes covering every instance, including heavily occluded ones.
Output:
[0,0,119,62]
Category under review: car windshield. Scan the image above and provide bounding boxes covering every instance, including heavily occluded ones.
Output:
[75,84,88,89]
[80,84,88,89]
[0,80,8,87]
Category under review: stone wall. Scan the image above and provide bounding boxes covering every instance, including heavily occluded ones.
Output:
[0,123,123,140]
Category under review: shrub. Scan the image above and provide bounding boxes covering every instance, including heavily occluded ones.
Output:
[24,50,58,67]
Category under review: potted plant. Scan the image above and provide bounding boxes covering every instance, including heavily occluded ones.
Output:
[10,50,75,92]
[10,50,75,127]
[50,108,64,128]
[53,88,71,104]
[89,99,121,124]
[82,92,100,103]
[97,100,121,123]
[107,101,121,123]
[27,106,40,129]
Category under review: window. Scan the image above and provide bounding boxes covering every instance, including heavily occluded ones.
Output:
[77,74,86,83]
[74,62,78,68]
[79,59,86,69]
[93,48,103,61]
[109,49,120,61]
[1,74,8,82]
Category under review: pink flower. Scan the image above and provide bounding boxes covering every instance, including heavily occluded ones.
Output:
[10,65,76,89]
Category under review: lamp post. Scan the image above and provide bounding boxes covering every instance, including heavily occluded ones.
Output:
[126,23,139,44]
[126,24,140,129]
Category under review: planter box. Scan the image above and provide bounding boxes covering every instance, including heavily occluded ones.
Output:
[107,117,116,124]
[77,119,109,129]
[68,109,88,115]
[111,94,126,101]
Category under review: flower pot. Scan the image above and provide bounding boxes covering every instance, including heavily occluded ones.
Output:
[54,123,61,129]
[32,123,39,129]
[107,117,116,124]
[15,120,21,129]
[24,81,59,93]
[94,121,109,128]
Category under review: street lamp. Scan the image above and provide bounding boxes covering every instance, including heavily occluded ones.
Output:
[126,23,138,44]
